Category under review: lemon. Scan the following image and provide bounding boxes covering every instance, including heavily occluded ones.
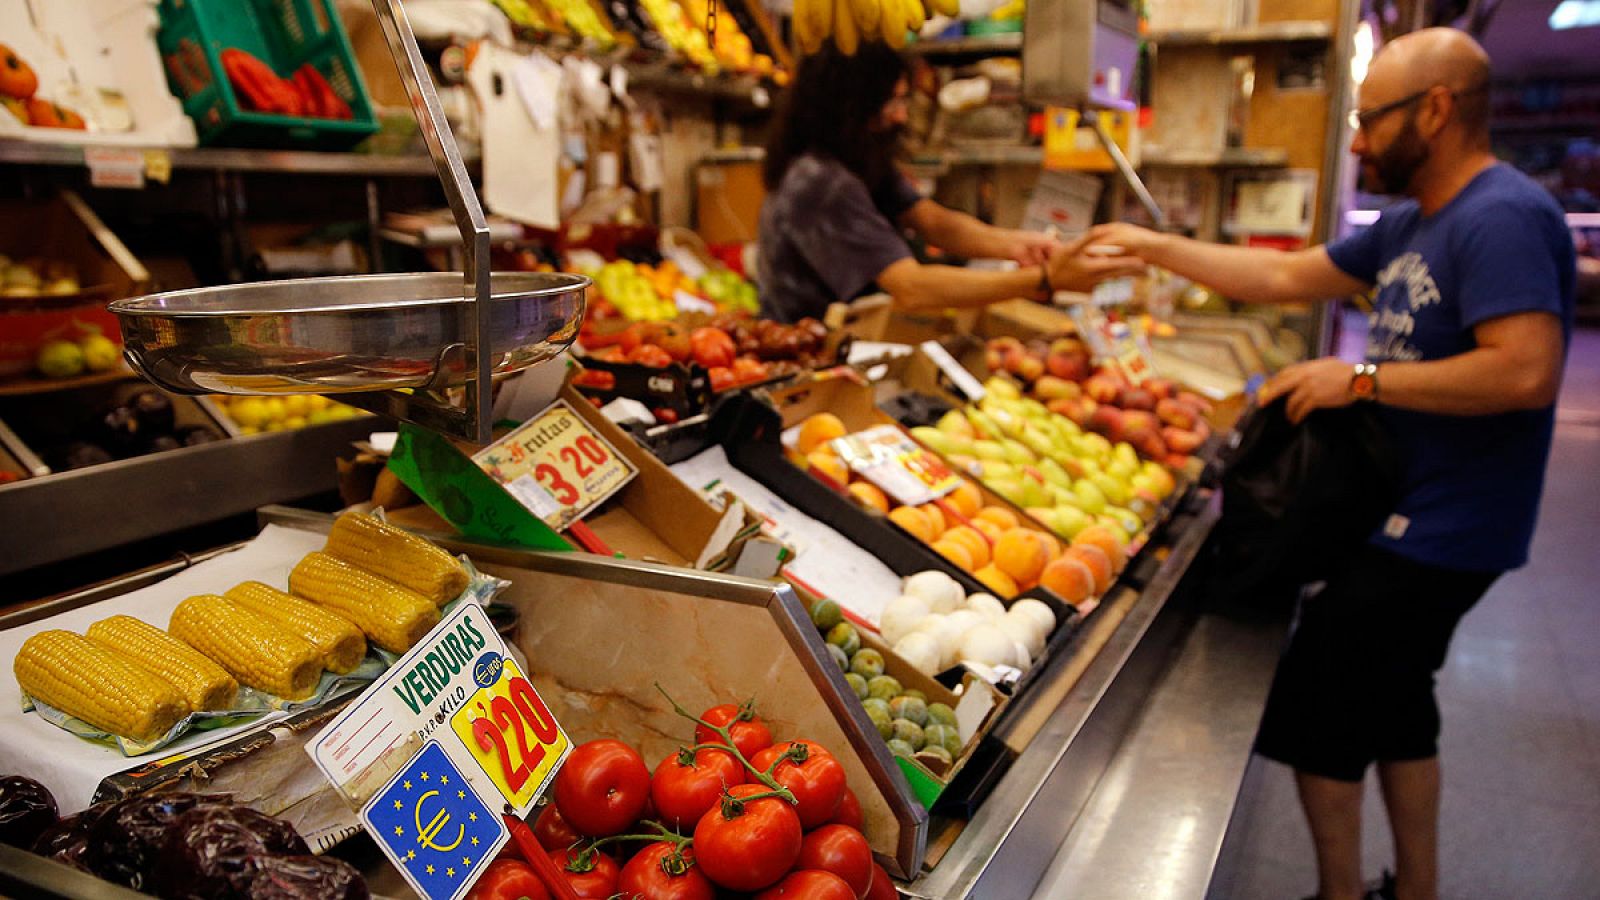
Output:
[79,334,119,372]
[36,340,85,378]
[282,395,311,418]
[261,398,287,424]
[283,416,307,429]
[229,397,269,428]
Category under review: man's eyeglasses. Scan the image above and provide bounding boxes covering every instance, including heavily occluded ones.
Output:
[1347,82,1488,132]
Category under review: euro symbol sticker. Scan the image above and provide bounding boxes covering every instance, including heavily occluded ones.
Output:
[414,790,464,852]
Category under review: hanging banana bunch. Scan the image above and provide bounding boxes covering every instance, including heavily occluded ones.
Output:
[793,0,959,55]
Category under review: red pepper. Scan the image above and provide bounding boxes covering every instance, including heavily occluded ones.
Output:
[292,63,352,120]
[221,48,303,116]
[465,858,550,900]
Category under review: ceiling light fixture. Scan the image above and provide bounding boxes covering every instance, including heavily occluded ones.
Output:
[1549,0,1600,30]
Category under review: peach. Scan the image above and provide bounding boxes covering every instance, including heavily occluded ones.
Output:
[993,528,1051,585]
[1145,377,1176,401]
[807,449,850,487]
[1162,426,1204,455]
[1064,544,1112,594]
[974,564,1019,597]
[943,525,992,569]
[1121,387,1156,411]
[919,503,947,535]
[1037,530,1063,562]
[1156,397,1197,430]
[1033,375,1082,401]
[1072,525,1127,572]
[971,519,1005,544]
[1087,406,1125,441]
[1084,374,1122,405]
[975,506,1020,530]
[888,505,935,543]
[847,481,889,514]
[1039,557,1095,606]
[796,413,847,455]
[948,481,983,518]
[931,538,975,572]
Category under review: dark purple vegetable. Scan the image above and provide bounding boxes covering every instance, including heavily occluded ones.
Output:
[131,390,176,435]
[145,434,182,453]
[153,805,309,900]
[85,792,229,890]
[0,775,57,849]
[60,441,113,470]
[32,802,111,871]
[96,406,142,457]
[243,855,368,900]
[178,425,222,446]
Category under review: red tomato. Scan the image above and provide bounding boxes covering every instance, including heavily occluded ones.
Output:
[533,802,582,851]
[548,847,620,898]
[750,740,846,830]
[695,703,774,759]
[732,356,770,384]
[653,407,680,425]
[827,788,863,831]
[616,842,715,900]
[466,858,550,900]
[656,324,693,362]
[553,739,651,837]
[797,825,873,899]
[628,344,674,368]
[753,870,856,900]
[689,327,737,370]
[651,746,746,832]
[692,783,802,892]
[864,863,897,900]
[708,366,737,393]
[619,322,649,354]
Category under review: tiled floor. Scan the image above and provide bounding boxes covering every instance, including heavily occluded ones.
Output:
[1213,326,1600,899]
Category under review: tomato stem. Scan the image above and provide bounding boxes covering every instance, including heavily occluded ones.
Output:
[717,785,794,820]
[654,683,796,803]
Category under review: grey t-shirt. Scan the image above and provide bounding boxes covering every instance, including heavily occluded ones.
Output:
[756,154,923,323]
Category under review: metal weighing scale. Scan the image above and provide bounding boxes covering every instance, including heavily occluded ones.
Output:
[110,0,588,446]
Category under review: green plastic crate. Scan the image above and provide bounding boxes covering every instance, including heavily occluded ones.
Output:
[157,0,379,149]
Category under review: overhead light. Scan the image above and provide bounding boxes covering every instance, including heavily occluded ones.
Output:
[1549,0,1600,29]
[1350,21,1374,85]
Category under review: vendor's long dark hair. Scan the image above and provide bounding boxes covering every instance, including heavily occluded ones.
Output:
[763,42,908,194]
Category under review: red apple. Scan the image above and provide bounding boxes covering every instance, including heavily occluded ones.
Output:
[1088,405,1126,441]
[1176,390,1214,415]
[1165,452,1192,469]
[1162,426,1204,455]
[1155,397,1197,430]
[1010,354,1045,383]
[1130,428,1168,460]
[1121,388,1156,411]
[1084,374,1122,405]
[1121,410,1160,435]
[1145,378,1176,401]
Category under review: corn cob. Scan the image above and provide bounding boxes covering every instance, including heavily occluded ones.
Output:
[323,512,467,606]
[169,595,323,701]
[289,552,440,654]
[225,581,367,674]
[14,630,188,742]
[85,615,238,712]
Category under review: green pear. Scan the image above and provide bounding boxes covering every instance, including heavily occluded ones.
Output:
[1019,398,1050,421]
[1027,507,1059,533]
[912,427,956,457]
[1072,479,1108,515]
[1017,477,1050,509]
[1021,425,1057,462]
[1107,455,1139,482]
[1051,504,1093,539]
[974,440,1007,462]
[1090,472,1131,507]
[988,478,1027,507]
[984,376,1022,401]
[1130,472,1156,496]
[966,409,1002,440]
[1038,457,1072,489]
[1080,432,1113,463]
[1102,506,1142,536]
[1001,440,1037,466]
[937,409,976,439]
[975,460,1016,481]
[948,454,979,474]
[1113,442,1140,471]
[1094,517,1134,546]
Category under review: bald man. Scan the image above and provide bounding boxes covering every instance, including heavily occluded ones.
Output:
[1092,28,1575,900]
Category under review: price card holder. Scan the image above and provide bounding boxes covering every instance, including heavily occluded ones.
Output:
[312,602,573,897]
[472,399,638,532]
[1066,304,1155,386]
[918,340,986,403]
[832,424,962,507]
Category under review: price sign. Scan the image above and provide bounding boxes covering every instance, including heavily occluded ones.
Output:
[449,656,570,816]
[832,425,962,507]
[472,400,637,530]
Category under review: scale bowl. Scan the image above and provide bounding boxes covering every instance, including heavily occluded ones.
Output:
[110,271,587,395]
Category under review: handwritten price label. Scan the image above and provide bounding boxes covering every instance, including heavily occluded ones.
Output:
[472,400,637,530]
[449,656,570,816]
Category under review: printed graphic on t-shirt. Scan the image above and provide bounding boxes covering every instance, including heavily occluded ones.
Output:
[1366,251,1441,362]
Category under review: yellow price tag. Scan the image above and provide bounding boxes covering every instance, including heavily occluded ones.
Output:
[449,658,570,816]
[471,400,638,530]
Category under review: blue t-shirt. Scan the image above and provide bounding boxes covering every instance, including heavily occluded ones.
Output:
[1326,164,1575,573]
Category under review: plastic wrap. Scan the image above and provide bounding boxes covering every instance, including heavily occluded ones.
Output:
[84,792,230,890]
[244,854,369,899]
[31,802,110,871]
[0,774,58,848]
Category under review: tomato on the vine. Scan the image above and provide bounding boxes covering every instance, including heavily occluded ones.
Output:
[553,739,651,837]
[863,863,897,900]
[753,869,857,900]
[532,802,582,851]
[689,326,736,370]
[827,787,863,831]
[797,825,874,899]
[465,858,549,900]
[750,740,847,830]
[708,366,737,393]
[692,783,802,892]
[616,841,715,900]
[695,702,773,759]
[651,746,746,831]
[628,344,674,368]
[547,847,620,898]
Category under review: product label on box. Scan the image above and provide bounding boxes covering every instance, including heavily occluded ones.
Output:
[1066,304,1155,385]
[83,147,145,189]
[472,399,637,530]
[832,424,962,507]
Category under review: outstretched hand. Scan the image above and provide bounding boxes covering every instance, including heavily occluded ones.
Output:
[1258,358,1357,423]
[1046,230,1149,294]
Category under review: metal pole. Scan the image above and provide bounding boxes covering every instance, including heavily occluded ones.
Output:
[1083,108,1166,228]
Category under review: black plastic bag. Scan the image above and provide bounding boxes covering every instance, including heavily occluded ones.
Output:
[0,775,58,849]
[1208,398,1402,618]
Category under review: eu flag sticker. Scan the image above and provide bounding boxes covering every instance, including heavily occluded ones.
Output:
[361,740,508,900]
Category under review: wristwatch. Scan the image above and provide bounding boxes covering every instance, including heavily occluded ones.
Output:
[1036,264,1053,302]
[1349,362,1380,402]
